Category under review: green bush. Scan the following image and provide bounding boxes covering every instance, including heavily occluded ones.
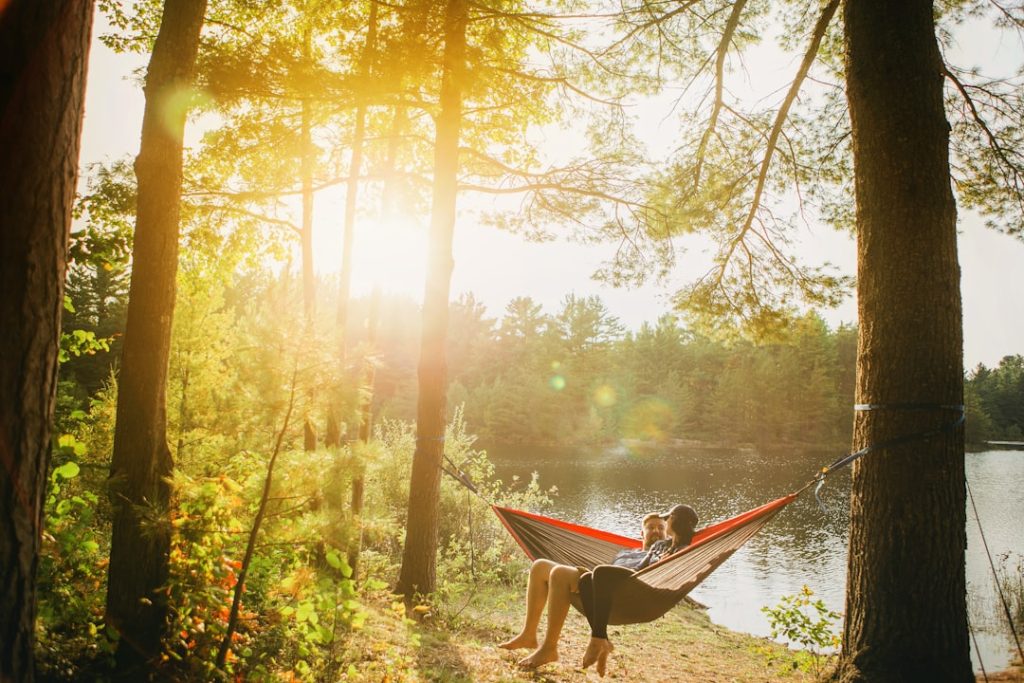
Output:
[761,586,841,677]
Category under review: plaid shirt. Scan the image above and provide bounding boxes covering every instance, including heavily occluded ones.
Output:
[611,538,678,571]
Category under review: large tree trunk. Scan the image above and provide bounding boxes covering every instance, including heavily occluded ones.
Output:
[395,0,467,600]
[105,0,207,675]
[0,3,93,680]
[837,1,970,680]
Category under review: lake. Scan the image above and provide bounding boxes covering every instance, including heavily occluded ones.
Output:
[488,445,1024,673]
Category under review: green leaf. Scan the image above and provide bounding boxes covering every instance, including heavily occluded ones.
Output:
[325,550,342,570]
[54,461,80,480]
[364,578,387,591]
[81,540,99,553]
[295,603,314,623]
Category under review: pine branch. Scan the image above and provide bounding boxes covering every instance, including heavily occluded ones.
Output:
[711,0,840,293]
[693,0,748,193]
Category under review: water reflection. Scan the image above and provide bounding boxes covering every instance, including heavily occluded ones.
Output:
[489,445,1023,672]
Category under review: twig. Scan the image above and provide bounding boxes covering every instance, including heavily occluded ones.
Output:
[216,362,299,670]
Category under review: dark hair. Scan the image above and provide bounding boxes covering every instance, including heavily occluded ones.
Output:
[667,505,698,545]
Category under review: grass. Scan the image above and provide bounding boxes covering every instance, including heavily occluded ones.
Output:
[331,583,817,682]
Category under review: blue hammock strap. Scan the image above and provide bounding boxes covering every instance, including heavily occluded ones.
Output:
[811,402,966,512]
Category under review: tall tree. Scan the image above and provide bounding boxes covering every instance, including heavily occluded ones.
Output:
[838,1,969,677]
[105,0,208,674]
[608,0,1024,676]
[395,0,468,600]
[0,3,94,679]
[336,0,379,339]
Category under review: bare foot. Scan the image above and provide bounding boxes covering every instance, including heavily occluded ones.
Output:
[581,637,611,669]
[498,633,538,650]
[595,640,614,677]
[518,645,559,669]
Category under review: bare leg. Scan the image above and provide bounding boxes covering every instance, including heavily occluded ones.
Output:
[518,565,579,669]
[499,559,556,650]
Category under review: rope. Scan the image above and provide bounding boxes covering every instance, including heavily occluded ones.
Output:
[418,434,491,503]
[809,403,965,512]
[439,451,494,504]
[967,476,1024,665]
[968,612,989,683]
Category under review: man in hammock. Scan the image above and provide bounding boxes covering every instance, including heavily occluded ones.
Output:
[578,503,698,676]
[499,505,695,672]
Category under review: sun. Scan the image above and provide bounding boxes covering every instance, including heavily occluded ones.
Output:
[312,201,428,300]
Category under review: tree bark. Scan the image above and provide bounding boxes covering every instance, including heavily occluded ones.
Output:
[837,0,970,680]
[0,3,93,680]
[300,24,316,324]
[395,0,467,600]
[105,0,207,675]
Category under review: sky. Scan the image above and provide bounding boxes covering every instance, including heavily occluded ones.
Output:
[77,7,1024,368]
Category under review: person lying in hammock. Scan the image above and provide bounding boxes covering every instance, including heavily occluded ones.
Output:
[578,503,699,676]
[499,505,697,673]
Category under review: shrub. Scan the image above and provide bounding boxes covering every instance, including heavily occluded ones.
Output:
[761,586,841,677]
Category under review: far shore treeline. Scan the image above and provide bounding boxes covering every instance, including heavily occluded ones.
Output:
[60,258,1023,452]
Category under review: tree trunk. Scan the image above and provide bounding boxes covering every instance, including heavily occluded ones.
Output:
[0,3,93,680]
[836,1,970,680]
[105,0,207,675]
[300,25,316,324]
[348,288,381,578]
[395,0,467,600]
[336,1,377,339]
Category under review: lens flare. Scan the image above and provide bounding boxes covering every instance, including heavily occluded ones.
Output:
[623,397,674,442]
[160,85,212,137]
[549,375,566,391]
[593,384,616,407]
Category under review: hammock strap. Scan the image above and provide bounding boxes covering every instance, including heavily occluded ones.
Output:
[431,440,495,506]
[810,403,966,512]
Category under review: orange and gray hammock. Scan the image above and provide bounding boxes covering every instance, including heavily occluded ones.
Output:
[440,403,966,626]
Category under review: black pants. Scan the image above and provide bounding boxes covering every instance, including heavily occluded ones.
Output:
[577,564,636,639]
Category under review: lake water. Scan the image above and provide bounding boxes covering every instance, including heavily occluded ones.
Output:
[488,445,1024,673]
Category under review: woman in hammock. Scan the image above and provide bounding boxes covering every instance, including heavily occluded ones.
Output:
[579,503,699,676]
[498,511,667,667]
[500,505,696,673]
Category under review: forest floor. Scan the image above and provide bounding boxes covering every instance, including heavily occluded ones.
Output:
[329,584,1024,682]
[332,583,820,682]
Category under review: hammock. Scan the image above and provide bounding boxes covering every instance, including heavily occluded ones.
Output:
[491,494,797,625]
[445,403,966,626]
